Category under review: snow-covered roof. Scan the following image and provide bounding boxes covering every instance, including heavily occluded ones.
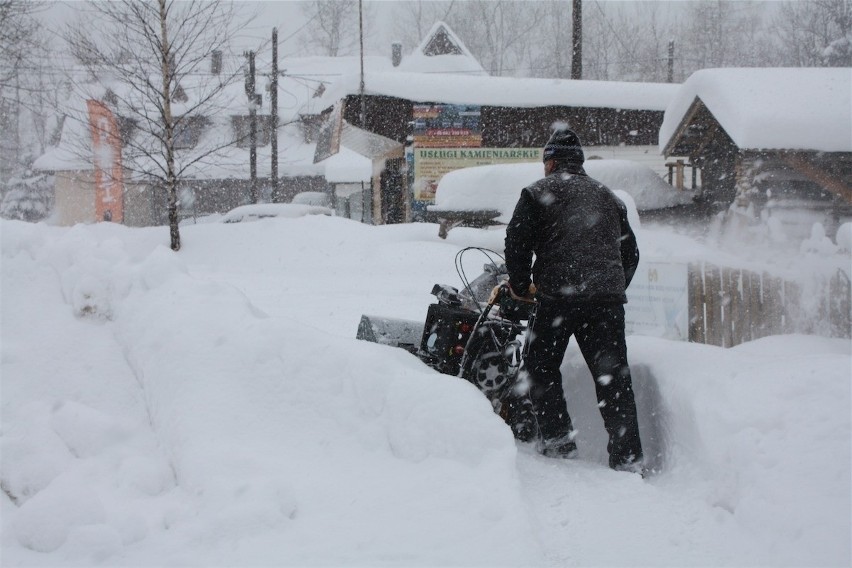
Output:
[317,72,679,112]
[660,68,852,154]
[321,147,373,183]
[32,22,482,181]
[396,21,486,76]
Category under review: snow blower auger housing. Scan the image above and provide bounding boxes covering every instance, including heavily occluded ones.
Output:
[356,248,537,441]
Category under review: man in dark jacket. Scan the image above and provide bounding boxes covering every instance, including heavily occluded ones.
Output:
[504,127,644,473]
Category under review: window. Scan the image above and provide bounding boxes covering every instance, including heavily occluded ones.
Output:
[173,116,207,149]
[117,116,137,146]
[231,115,273,148]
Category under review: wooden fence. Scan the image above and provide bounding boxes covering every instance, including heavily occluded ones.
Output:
[688,263,852,347]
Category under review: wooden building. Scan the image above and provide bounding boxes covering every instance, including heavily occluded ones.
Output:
[660,68,852,240]
[315,74,679,224]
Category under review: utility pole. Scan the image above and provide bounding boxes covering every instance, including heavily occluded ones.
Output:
[667,40,675,83]
[358,0,366,128]
[245,50,258,204]
[271,27,279,201]
[571,0,582,80]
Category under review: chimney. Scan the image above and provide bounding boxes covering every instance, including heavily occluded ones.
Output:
[211,50,223,74]
[391,42,402,67]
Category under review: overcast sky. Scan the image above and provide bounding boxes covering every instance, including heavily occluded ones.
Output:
[41,1,783,63]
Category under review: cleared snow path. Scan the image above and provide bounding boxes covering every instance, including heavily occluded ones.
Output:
[515,446,756,567]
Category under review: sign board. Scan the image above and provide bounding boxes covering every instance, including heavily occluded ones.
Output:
[625,261,689,341]
[313,100,343,163]
[412,103,481,148]
[412,147,542,203]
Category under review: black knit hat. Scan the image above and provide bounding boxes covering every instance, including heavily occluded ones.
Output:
[542,127,584,164]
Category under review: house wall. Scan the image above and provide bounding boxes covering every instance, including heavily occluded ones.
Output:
[124,182,161,227]
[480,106,661,148]
[340,94,672,224]
[343,95,413,142]
[734,150,852,240]
[690,129,738,208]
[54,170,96,226]
[343,95,665,150]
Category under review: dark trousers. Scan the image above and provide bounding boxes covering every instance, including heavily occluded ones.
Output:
[523,300,643,467]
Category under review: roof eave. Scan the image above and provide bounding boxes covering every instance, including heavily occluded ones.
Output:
[662,96,705,158]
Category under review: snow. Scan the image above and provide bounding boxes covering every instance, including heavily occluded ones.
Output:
[431,160,696,223]
[660,68,852,153]
[2,214,850,567]
[318,72,679,114]
[322,147,373,183]
[837,222,852,252]
[218,203,333,223]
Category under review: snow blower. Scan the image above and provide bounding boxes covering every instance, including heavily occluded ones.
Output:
[356,248,537,441]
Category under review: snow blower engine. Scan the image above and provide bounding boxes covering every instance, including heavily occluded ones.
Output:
[356,248,537,441]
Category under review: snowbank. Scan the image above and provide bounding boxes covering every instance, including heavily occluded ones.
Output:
[1,215,849,566]
[1,219,539,566]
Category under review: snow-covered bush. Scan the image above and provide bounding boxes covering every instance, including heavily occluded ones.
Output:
[835,222,852,252]
[800,222,838,255]
[0,172,54,222]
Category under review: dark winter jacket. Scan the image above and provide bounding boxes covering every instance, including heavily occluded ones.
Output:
[505,162,639,303]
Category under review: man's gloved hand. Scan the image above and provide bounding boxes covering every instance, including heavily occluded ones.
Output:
[508,282,537,303]
[488,283,505,305]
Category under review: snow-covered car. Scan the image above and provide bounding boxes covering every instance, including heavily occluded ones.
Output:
[290,191,331,207]
[220,203,333,223]
[430,159,695,224]
[426,159,696,237]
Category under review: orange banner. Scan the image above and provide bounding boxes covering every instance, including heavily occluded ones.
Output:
[87,100,124,223]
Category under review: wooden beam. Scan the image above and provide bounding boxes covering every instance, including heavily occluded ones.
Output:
[662,97,704,158]
[780,152,852,203]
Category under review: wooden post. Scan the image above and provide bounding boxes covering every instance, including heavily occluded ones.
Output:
[750,271,766,339]
[705,265,723,346]
[829,270,851,338]
[764,273,784,336]
[728,268,744,347]
[783,280,801,334]
[688,263,706,344]
[720,267,733,347]
[740,270,754,343]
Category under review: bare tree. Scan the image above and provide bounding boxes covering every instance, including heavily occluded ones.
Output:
[0,0,42,89]
[63,0,252,251]
[528,1,573,78]
[391,0,541,76]
[582,2,620,81]
[300,0,375,56]
[771,0,852,66]
[391,0,456,53]
[0,0,42,166]
[0,0,63,213]
[679,0,769,70]
[448,0,543,76]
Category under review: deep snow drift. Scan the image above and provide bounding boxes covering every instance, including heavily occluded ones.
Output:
[1,214,850,567]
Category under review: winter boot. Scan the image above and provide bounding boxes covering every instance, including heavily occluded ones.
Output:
[610,452,646,477]
[535,432,578,459]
